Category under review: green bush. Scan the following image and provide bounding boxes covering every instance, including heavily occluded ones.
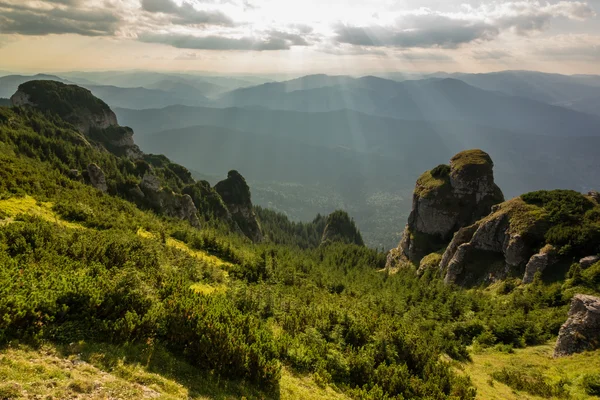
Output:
[582,373,600,396]
[491,367,569,398]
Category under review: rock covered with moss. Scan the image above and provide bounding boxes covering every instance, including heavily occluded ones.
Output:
[321,210,364,246]
[440,190,600,287]
[183,180,232,222]
[139,171,201,228]
[387,149,504,268]
[215,170,263,242]
[554,294,600,357]
[11,80,141,159]
[11,80,117,134]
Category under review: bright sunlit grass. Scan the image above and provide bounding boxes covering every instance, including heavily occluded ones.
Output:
[0,195,84,230]
[459,341,600,400]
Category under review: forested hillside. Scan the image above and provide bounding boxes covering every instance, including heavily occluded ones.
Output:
[1,83,600,399]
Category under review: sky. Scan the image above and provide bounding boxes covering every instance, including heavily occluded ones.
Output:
[0,0,599,75]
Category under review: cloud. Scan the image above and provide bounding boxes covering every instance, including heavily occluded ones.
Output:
[0,1,120,36]
[474,1,595,35]
[533,34,600,60]
[335,17,497,49]
[268,30,309,46]
[471,49,511,59]
[139,32,293,50]
[316,43,387,56]
[140,0,234,26]
[334,1,595,49]
[397,51,454,61]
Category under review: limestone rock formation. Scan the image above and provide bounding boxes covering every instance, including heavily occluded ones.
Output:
[523,245,557,284]
[320,210,364,246]
[554,294,600,357]
[440,198,546,286]
[440,189,600,287]
[183,180,232,223]
[387,149,504,268]
[11,80,141,159]
[87,163,107,193]
[215,170,263,242]
[140,172,201,228]
[11,80,117,134]
[89,126,143,160]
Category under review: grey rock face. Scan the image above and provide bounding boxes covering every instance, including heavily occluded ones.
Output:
[580,255,600,270]
[439,224,479,274]
[215,170,263,243]
[10,90,34,107]
[140,173,200,228]
[441,204,535,286]
[141,173,161,193]
[523,246,557,284]
[386,149,504,269]
[554,294,600,357]
[589,191,600,203]
[87,163,107,193]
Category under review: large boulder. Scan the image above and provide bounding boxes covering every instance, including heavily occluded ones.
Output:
[387,149,504,268]
[215,170,263,242]
[554,294,600,357]
[523,245,557,284]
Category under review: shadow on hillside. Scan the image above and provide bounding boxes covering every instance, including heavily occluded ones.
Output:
[52,341,281,400]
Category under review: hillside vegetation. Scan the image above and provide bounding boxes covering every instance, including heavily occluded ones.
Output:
[1,85,600,399]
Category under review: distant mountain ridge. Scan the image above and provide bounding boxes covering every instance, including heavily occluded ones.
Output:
[216,76,600,137]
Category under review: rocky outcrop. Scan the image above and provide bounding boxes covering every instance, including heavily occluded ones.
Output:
[215,170,263,242]
[12,81,206,229]
[89,126,142,160]
[580,255,600,270]
[10,90,35,107]
[87,163,107,193]
[440,198,547,286]
[11,80,144,160]
[589,191,600,203]
[320,210,364,246]
[439,188,600,287]
[183,180,232,223]
[140,172,201,228]
[523,245,557,284]
[11,81,118,135]
[554,294,600,357]
[387,150,504,268]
